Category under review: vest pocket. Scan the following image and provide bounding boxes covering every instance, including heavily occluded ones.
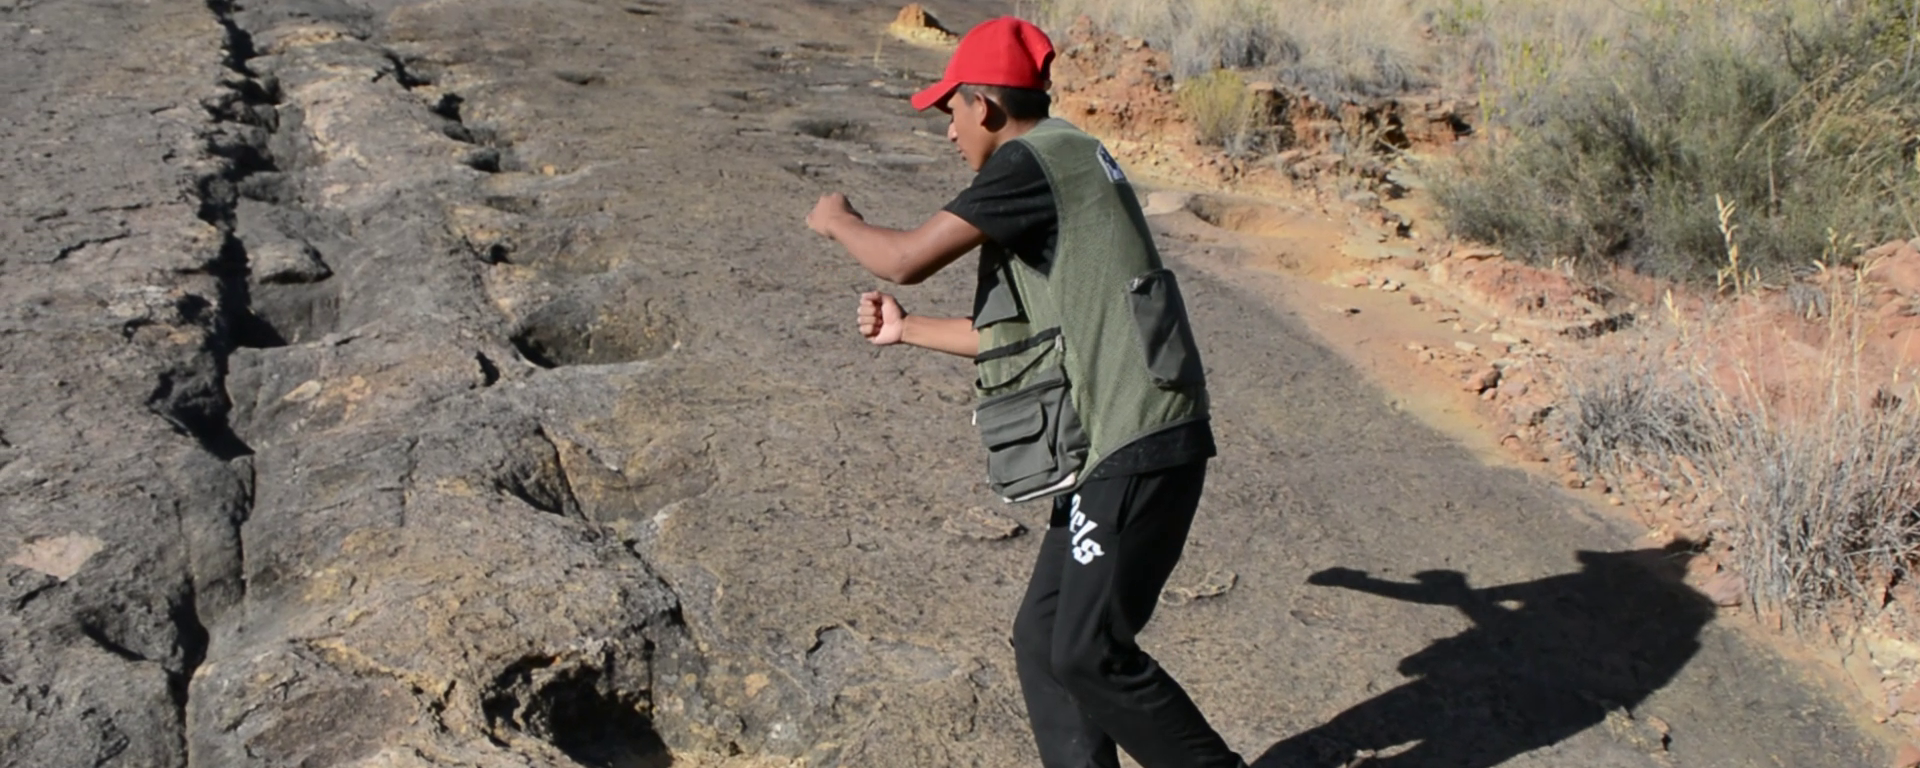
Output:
[974,330,1088,502]
[974,370,1086,502]
[978,388,1056,482]
[1126,268,1205,389]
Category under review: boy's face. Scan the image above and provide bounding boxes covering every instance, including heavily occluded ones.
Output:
[945,92,995,172]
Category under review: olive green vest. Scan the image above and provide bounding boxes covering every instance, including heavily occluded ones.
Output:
[971,119,1208,502]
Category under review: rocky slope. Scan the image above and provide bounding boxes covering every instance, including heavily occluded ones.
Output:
[0,1,1893,767]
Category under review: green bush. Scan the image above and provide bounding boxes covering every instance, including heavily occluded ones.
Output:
[1433,10,1920,280]
[1178,70,1260,154]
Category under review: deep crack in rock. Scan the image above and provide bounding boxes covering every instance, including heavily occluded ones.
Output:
[482,647,671,768]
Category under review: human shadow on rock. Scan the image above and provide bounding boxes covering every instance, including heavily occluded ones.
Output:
[1256,542,1712,767]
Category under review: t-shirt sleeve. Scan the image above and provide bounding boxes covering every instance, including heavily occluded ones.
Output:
[942,142,1056,271]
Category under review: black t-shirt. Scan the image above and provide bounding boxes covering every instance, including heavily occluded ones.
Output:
[943,142,1215,480]
[944,142,1058,274]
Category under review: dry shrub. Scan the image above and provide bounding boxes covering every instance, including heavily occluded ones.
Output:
[1432,3,1920,281]
[1177,69,1277,156]
[1040,0,1426,104]
[1719,390,1920,620]
[1562,268,1920,626]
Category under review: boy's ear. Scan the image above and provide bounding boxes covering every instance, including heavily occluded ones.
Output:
[968,93,1002,128]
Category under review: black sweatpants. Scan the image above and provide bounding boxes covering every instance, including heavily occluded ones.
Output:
[1012,461,1243,768]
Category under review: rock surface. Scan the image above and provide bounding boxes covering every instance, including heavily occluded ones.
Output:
[0,1,1895,767]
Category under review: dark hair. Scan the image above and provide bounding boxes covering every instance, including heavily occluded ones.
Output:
[955,84,1051,121]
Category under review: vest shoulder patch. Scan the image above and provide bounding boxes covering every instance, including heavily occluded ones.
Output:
[1095,144,1127,183]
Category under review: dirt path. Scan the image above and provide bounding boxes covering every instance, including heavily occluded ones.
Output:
[0,0,1890,765]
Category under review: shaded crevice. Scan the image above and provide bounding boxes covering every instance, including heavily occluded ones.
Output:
[498,473,568,516]
[146,0,278,757]
[205,0,258,73]
[79,623,149,663]
[166,594,211,711]
[462,147,504,173]
[147,367,254,461]
[429,91,464,122]
[385,54,520,169]
[510,331,562,369]
[381,52,435,90]
[50,233,129,263]
[508,295,677,369]
[495,426,582,517]
[792,117,869,141]
[482,651,670,768]
[536,426,582,516]
[476,351,500,386]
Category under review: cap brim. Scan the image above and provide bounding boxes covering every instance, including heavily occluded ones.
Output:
[909,79,960,112]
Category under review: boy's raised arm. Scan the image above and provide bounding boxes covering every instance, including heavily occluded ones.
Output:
[807,193,986,285]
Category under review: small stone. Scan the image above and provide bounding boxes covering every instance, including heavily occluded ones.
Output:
[1464,367,1501,393]
[1563,474,1587,489]
[1607,496,1624,506]
[1472,322,1497,334]
[282,379,324,403]
[1699,570,1746,607]
[1454,341,1479,354]
[942,507,1026,541]
[1895,682,1920,716]
[1406,342,1428,352]
[1160,570,1237,605]
[1141,191,1192,216]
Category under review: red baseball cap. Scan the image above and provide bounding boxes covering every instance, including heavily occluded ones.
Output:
[910,17,1055,112]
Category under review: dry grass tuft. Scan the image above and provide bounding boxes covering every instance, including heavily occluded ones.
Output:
[1562,266,1920,627]
[1175,69,1282,156]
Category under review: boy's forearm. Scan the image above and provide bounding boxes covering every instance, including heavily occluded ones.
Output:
[900,315,979,358]
[826,215,921,284]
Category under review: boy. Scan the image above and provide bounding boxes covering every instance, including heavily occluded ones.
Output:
[805,17,1245,768]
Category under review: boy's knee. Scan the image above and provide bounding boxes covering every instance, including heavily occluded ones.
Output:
[1051,640,1154,695]
[1048,644,1107,692]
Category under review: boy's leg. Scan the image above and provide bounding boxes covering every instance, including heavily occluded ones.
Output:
[1049,462,1242,768]
[1013,497,1122,768]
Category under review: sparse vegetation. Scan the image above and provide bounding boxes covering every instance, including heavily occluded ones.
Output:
[1562,268,1920,626]
[1044,0,1920,280]
[1176,69,1272,155]
[1434,6,1920,281]
[1041,0,1431,103]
